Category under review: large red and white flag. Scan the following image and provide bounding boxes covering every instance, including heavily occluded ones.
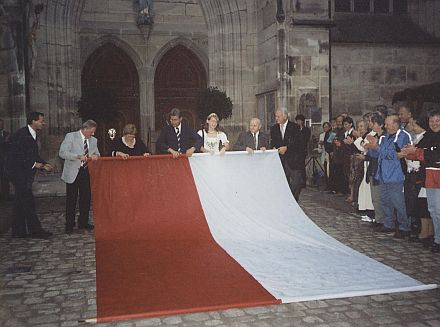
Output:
[89,151,435,323]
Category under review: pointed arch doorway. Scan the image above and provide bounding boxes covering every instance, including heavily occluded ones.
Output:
[82,43,140,155]
[154,45,207,131]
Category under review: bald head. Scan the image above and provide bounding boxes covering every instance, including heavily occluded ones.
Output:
[249,118,261,134]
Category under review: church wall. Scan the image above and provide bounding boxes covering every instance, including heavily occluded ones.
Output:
[255,0,330,138]
[331,43,440,118]
[408,0,440,38]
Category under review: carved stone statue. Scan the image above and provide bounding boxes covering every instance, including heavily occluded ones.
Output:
[137,0,154,25]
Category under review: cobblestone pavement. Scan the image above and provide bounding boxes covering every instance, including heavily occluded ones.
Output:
[1,188,439,327]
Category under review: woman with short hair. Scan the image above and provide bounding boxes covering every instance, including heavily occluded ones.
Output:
[110,124,150,159]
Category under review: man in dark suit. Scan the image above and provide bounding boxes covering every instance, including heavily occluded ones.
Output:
[59,120,100,234]
[0,118,11,201]
[157,108,203,157]
[233,118,269,153]
[295,114,311,188]
[270,108,305,201]
[6,112,53,239]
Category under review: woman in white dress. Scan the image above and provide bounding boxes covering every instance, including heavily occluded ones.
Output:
[197,113,230,154]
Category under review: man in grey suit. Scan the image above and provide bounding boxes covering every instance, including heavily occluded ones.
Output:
[59,120,100,234]
[233,118,269,153]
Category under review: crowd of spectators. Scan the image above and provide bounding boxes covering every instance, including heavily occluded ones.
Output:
[320,106,440,253]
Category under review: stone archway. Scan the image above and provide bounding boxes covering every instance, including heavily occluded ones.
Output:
[82,43,140,155]
[154,45,207,131]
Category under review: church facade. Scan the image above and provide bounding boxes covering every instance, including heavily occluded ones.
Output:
[0,0,439,167]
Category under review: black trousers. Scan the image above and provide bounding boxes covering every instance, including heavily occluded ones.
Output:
[0,162,10,200]
[11,173,42,236]
[66,167,91,228]
[282,160,304,201]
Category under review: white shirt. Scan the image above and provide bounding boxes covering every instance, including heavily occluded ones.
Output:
[252,131,260,149]
[27,125,36,140]
[280,121,287,139]
[28,125,37,168]
[80,131,89,166]
[174,123,182,134]
[344,128,353,138]
[80,130,89,149]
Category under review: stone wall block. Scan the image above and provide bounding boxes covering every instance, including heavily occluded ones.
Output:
[302,56,311,75]
[372,48,393,64]
[262,1,276,29]
[186,4,203,17]
[385,65,406,85]
[93,13,129,23]
[320,76,329,96]
[344,101,363,116]
[155,3,186,16]
[109,0,134,13]
[331,49,353,65]
[393,48,427,65]
[380,85,403,101]
[160,15,205,25]
[406,65,422,84]
[83,1,108,13]
[426,66,440,82]
[359,66,384,85]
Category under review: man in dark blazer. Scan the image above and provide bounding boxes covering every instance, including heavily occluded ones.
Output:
[233,118,269,153]
[6,112,53,238]
[0,118,11,201]
[270,108,305,201]
[156,108,203,157]
[59,120,100,234]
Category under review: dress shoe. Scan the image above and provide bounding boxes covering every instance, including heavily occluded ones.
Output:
[78,223,94,230]
[12,233,28,239]
[393,230,410,239]
[374,225,395,233]
[421,236,434,248]
[29,230,53,239]
[65,226,74,234]
[431,242,440,253]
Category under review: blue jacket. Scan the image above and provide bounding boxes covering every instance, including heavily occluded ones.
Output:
[375,128,412,184]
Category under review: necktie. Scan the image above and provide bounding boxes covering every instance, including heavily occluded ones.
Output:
[83,139,89,168]
[253,133,257,150]
[280,124,285,140]
[176,127,181,153]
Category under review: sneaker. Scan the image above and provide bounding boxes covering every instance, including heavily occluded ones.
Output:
[360,215,373,223]
[431,242,440,253]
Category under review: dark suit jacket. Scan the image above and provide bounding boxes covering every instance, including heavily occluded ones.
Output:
[233,131,269,151]
[270,121,305,170]
[270,121,297,150]
[110,137,149,157]
[156,123,203,154]
[0,130,10,163]
[5,127,45,180]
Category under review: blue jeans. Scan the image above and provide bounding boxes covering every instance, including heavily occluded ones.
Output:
[380,182,410,231]
[427,188,440,244]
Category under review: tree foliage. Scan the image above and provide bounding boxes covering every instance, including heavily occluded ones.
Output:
[197,87,233,121]
[77,88,118,122]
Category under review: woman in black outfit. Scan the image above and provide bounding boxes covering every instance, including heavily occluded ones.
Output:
[111,124,150,158]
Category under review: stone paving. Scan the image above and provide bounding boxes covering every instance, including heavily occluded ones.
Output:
[1,188,440,327]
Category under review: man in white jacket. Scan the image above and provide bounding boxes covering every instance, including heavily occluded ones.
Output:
[59,120,100,234]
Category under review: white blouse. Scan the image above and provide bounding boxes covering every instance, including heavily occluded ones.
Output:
[197,130,229,153]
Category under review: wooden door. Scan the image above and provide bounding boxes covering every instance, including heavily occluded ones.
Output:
[154,45,207,131]
[82,43,140,155]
